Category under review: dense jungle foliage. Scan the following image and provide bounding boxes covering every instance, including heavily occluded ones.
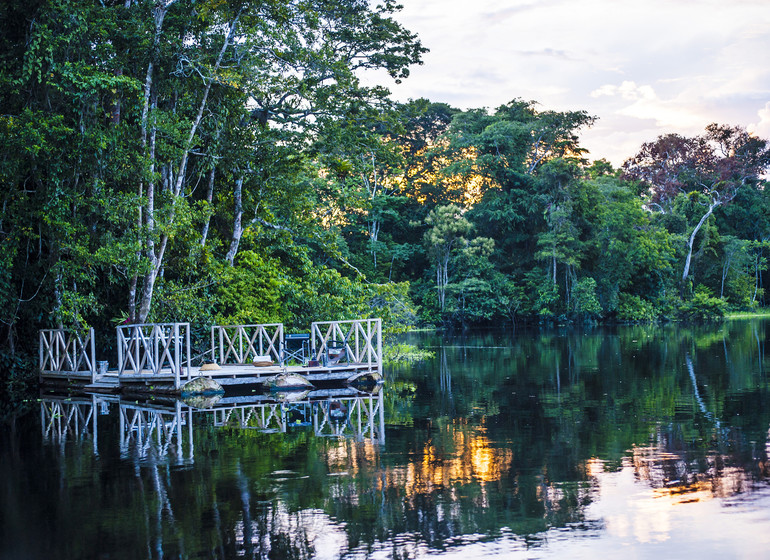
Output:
[2,0,770,383]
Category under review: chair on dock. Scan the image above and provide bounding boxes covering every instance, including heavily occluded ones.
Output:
[324,340,348,367]
[281,333,311,365]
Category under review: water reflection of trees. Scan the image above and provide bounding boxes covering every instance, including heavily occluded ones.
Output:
[631,435,757,506]
[3,321,770,558]
[5,391,386,559]
[394,323,770,545]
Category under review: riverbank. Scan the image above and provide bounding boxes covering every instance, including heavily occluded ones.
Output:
[726,310,770,320]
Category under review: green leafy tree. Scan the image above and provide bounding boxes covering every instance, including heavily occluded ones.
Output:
[491,273,525,325]
[445,236,496,325]
[423,204,473,312]
[570,277,601,320]
[440,99,595,193]
[0,0,425,362]
[623,124,770,284]
[590,177,675,312]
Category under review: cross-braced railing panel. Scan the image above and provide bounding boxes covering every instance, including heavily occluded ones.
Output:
[312,393,385,442]
[207,397,383,439]
[40,399,96,444]
[117,323,191,388]
[212,403,286,433]
[39,328,96,380]
[211,324,283,364]
[118,405,189,462]
[310,319,382,368]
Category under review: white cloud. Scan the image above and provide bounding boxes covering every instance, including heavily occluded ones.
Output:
[368,0,770,165]
[591,82,656,102]
[749,102,770,139]
[590,81,705,130]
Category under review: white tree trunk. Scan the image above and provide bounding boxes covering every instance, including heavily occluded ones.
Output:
[682,201,718,283]
[136,12,241,322]
[225,176,245,266]
[200,167,216,247]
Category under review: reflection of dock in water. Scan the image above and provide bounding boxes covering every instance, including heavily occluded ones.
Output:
[40,387,385,464]
[211,388,385,440]
[41,395,102,453]
[119,400,193,463]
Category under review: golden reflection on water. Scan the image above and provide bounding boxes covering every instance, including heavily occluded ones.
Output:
[326,438,380,474]
[317,414,770,557]
[630,440,756,504]
[324,421,514,495]
[408,427,512,492]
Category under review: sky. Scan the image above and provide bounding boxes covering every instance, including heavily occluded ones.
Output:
[371,0,770,167]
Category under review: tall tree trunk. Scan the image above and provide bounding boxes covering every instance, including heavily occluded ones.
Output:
[753,255,760,302]
[200,167,216,247]
[682,201,718,282]
[437,257,444,311]
[720,261,728,298]
[225,175,244,266]
[437,253,450,311]
[361,151,382,269]
[128,275,138,323]
[137,119,159,323]
[110,69,123,125]
[135,11,241,322]
[552,254,557,285]
[128,0,169,322]
[369,219,380,268]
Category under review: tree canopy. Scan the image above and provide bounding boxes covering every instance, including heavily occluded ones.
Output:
[3,0,770,382]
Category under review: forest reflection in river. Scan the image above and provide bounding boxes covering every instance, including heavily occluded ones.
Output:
[2,320,770,559]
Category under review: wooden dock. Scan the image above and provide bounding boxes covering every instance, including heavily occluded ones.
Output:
[39,319,383,394]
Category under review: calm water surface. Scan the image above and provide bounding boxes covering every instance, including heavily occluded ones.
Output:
[2,321,770,559]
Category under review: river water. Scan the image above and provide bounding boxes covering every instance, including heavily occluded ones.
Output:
[2,320,770,559]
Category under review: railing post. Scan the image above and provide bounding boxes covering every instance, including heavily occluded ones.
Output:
[89,328,96,383]
[39,331,44,381]
[117,328,123,376]
[355,322,360,363]
[377,318,382,374]
[54,331,60,372]
[210,326,216,365]
[219,327,224,365]
[174,323,180,390]
[185,323,191,381]
[133,327,140,375]
[238,326,242,362]
[151,326,157,374]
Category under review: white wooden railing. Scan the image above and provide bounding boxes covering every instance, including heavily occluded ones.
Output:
[310,318,382,371]
[210,323,283,364]
[117,323,191,389]
[39,328,97,382]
